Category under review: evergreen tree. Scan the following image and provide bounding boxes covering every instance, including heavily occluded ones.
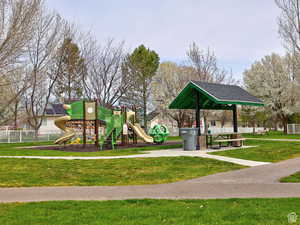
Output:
[121,45,159,130]
[54,38,86,102]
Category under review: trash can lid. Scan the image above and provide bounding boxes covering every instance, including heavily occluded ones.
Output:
[180,128,198,135]
[179,128,199,130]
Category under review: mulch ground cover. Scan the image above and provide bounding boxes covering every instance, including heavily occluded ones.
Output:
[31,141,182,152]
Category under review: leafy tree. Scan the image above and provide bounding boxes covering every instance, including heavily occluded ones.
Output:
[152,62,196,130]
[240,107,271,132]
[54,38,86,102]
[244,53,300,133]
[122,45,159,130]
[289,113,300,123]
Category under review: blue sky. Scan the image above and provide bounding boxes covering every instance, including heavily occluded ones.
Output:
[47,0,285,81]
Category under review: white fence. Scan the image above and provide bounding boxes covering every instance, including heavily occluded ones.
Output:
[208,127,265,134]
[0,130,62,143]
[287,124,300,134]
[0,126,265,143]
[168,127,265,136]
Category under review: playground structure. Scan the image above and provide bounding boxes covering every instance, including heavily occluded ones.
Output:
[54,100,169,149]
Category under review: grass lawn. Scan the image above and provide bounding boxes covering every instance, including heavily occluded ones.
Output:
[243,130,300,139]
[211,139,300,162]
[167,136,181,141]
[0,141,54,148]
[0,142,182,157]
[0,157,244,187]
[0,199,299,225]
[281,171,300,183]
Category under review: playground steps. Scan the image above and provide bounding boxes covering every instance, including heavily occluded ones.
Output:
[103,134,113,149]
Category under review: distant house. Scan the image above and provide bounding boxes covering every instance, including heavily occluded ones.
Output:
[13,104,66,134]
[147,111,179,136]
[147,110,236,136]
[39,104,66,133]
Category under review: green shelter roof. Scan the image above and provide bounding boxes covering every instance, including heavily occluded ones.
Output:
[169,81,264,110]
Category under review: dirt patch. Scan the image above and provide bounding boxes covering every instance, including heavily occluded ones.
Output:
[31,141,182,152]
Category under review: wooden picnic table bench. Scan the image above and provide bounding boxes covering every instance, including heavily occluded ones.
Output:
[255,130,268,135]
[207,132,243,148]
[214,138,246,148]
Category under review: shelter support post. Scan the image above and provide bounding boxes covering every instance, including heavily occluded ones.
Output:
[233,104,238,133]
[232,104,242,146]
[196,91,201,150]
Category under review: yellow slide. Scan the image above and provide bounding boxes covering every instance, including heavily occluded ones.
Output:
[127,122,153,143]
[54,115,75,145]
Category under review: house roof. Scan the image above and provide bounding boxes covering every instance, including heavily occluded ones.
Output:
[147,110,160,121]
[45,104,66,115]
[169,81,264,110]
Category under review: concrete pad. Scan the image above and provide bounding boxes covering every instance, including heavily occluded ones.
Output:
[198,154,270,167]
[0,146,267,167]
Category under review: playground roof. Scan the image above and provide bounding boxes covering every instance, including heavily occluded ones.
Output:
[169,81,264,110]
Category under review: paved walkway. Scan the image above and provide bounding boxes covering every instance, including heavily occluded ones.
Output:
[0,146,268,167]
[247,138,300,141]
[0,156,299,203]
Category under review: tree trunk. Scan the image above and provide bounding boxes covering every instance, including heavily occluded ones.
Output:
[187,115,193,127]
[34,127,39,140]
[203,113,208,134]
[13,101,19,129]
[221,120,225,128]
[176,120,182,136]
[279,114,288,134]
[283,124,287,134]
[251,120,256,134]
[274,120,278,131]
[283,120,288,134]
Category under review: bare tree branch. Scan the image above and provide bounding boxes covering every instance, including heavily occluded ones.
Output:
[83,39,132,107]
[23,7,66,133]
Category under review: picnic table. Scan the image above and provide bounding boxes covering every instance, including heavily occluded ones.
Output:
[255,130,268,135]
[206,132,245,148]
